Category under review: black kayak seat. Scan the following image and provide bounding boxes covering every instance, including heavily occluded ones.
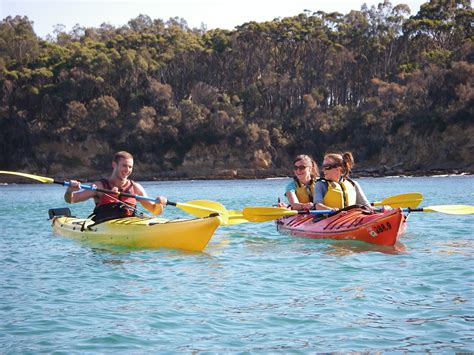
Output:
[48,207,72,219]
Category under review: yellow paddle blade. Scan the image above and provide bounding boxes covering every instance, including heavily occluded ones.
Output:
[0,170,55,184]
[423,205,474,215]
[372,192,423,208]
[187,200,227,214]
[242,206,298,222]
[225,210,248,225]
[186,200,252,226]
[168,199,246,226]
[176,200,229,224]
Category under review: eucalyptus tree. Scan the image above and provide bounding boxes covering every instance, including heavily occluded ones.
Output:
[0,16,39,67]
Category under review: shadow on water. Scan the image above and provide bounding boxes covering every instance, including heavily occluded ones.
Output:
[57,237,218,265]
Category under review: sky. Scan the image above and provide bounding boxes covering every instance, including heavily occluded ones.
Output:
[2,0,428,38]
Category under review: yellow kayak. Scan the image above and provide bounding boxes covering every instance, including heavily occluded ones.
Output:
[51,215,221,251]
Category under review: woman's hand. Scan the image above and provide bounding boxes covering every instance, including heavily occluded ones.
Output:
[291,202,314,211]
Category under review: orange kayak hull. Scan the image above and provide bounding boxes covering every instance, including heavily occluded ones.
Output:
[276,207,406,246]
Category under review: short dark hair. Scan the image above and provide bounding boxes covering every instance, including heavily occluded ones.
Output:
[113,151,133,163]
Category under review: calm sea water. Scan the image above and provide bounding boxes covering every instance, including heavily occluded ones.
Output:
[0,175,473,352]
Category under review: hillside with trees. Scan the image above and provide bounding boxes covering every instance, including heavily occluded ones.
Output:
[1,0,472,180]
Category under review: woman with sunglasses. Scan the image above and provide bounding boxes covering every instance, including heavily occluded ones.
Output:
[314,151,370,211]
[281,155,320,210]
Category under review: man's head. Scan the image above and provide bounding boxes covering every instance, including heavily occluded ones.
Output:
[112,151,134,181]
[113,151,133,163]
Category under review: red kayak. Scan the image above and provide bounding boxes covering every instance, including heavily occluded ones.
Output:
[276,206,407,246]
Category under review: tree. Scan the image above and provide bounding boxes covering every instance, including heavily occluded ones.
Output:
[0,16,39,66]
[88,95,120,129]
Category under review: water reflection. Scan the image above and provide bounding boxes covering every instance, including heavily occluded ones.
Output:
[323,241,407,255]
[220,230,407,255]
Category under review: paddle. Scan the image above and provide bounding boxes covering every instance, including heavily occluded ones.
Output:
[185,200,248,226]
[242,206,335,222]
[371,192,423,208]
[0,170,228,221]
[226,209,249,225]
[405,205,474,215]
[226,192,425,225]
[242,203,474,222]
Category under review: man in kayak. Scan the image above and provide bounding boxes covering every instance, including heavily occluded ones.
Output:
[314,151,371,211]
[64,151,167,222]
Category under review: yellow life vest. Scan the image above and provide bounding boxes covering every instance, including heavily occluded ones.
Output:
[321,178,356,208]
[294,178,315,204]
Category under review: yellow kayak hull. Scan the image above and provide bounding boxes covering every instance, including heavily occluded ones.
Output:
[51,215,221,251]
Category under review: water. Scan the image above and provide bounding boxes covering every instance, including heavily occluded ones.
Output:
[1,176,473,352]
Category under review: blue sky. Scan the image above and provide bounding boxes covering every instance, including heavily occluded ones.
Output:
[2,0,427,38]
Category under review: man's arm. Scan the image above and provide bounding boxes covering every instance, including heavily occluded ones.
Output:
[64,180,99,203]
[133,182,167,215]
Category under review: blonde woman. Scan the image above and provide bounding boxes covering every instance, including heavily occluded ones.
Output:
[283,154,320,210]
[314,151,370,211]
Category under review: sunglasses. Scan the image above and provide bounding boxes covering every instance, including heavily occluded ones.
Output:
[322,163,340,170]
[293,165,308,171]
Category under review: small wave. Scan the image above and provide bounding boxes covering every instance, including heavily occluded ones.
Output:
[432,172,470,177]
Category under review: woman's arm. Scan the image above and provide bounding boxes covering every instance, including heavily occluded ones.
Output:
[314,181,336,210]
[285,180,313,210]
[285,191,313,210]
[353,180,371,207]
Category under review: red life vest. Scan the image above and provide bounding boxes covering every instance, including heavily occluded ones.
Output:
[96,178,137,208]
[92,179,137,222]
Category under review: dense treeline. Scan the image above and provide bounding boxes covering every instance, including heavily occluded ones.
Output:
[0,0,473,179]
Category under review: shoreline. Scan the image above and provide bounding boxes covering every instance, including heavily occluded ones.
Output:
[0,169,472,184]
[136,167,474,181]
